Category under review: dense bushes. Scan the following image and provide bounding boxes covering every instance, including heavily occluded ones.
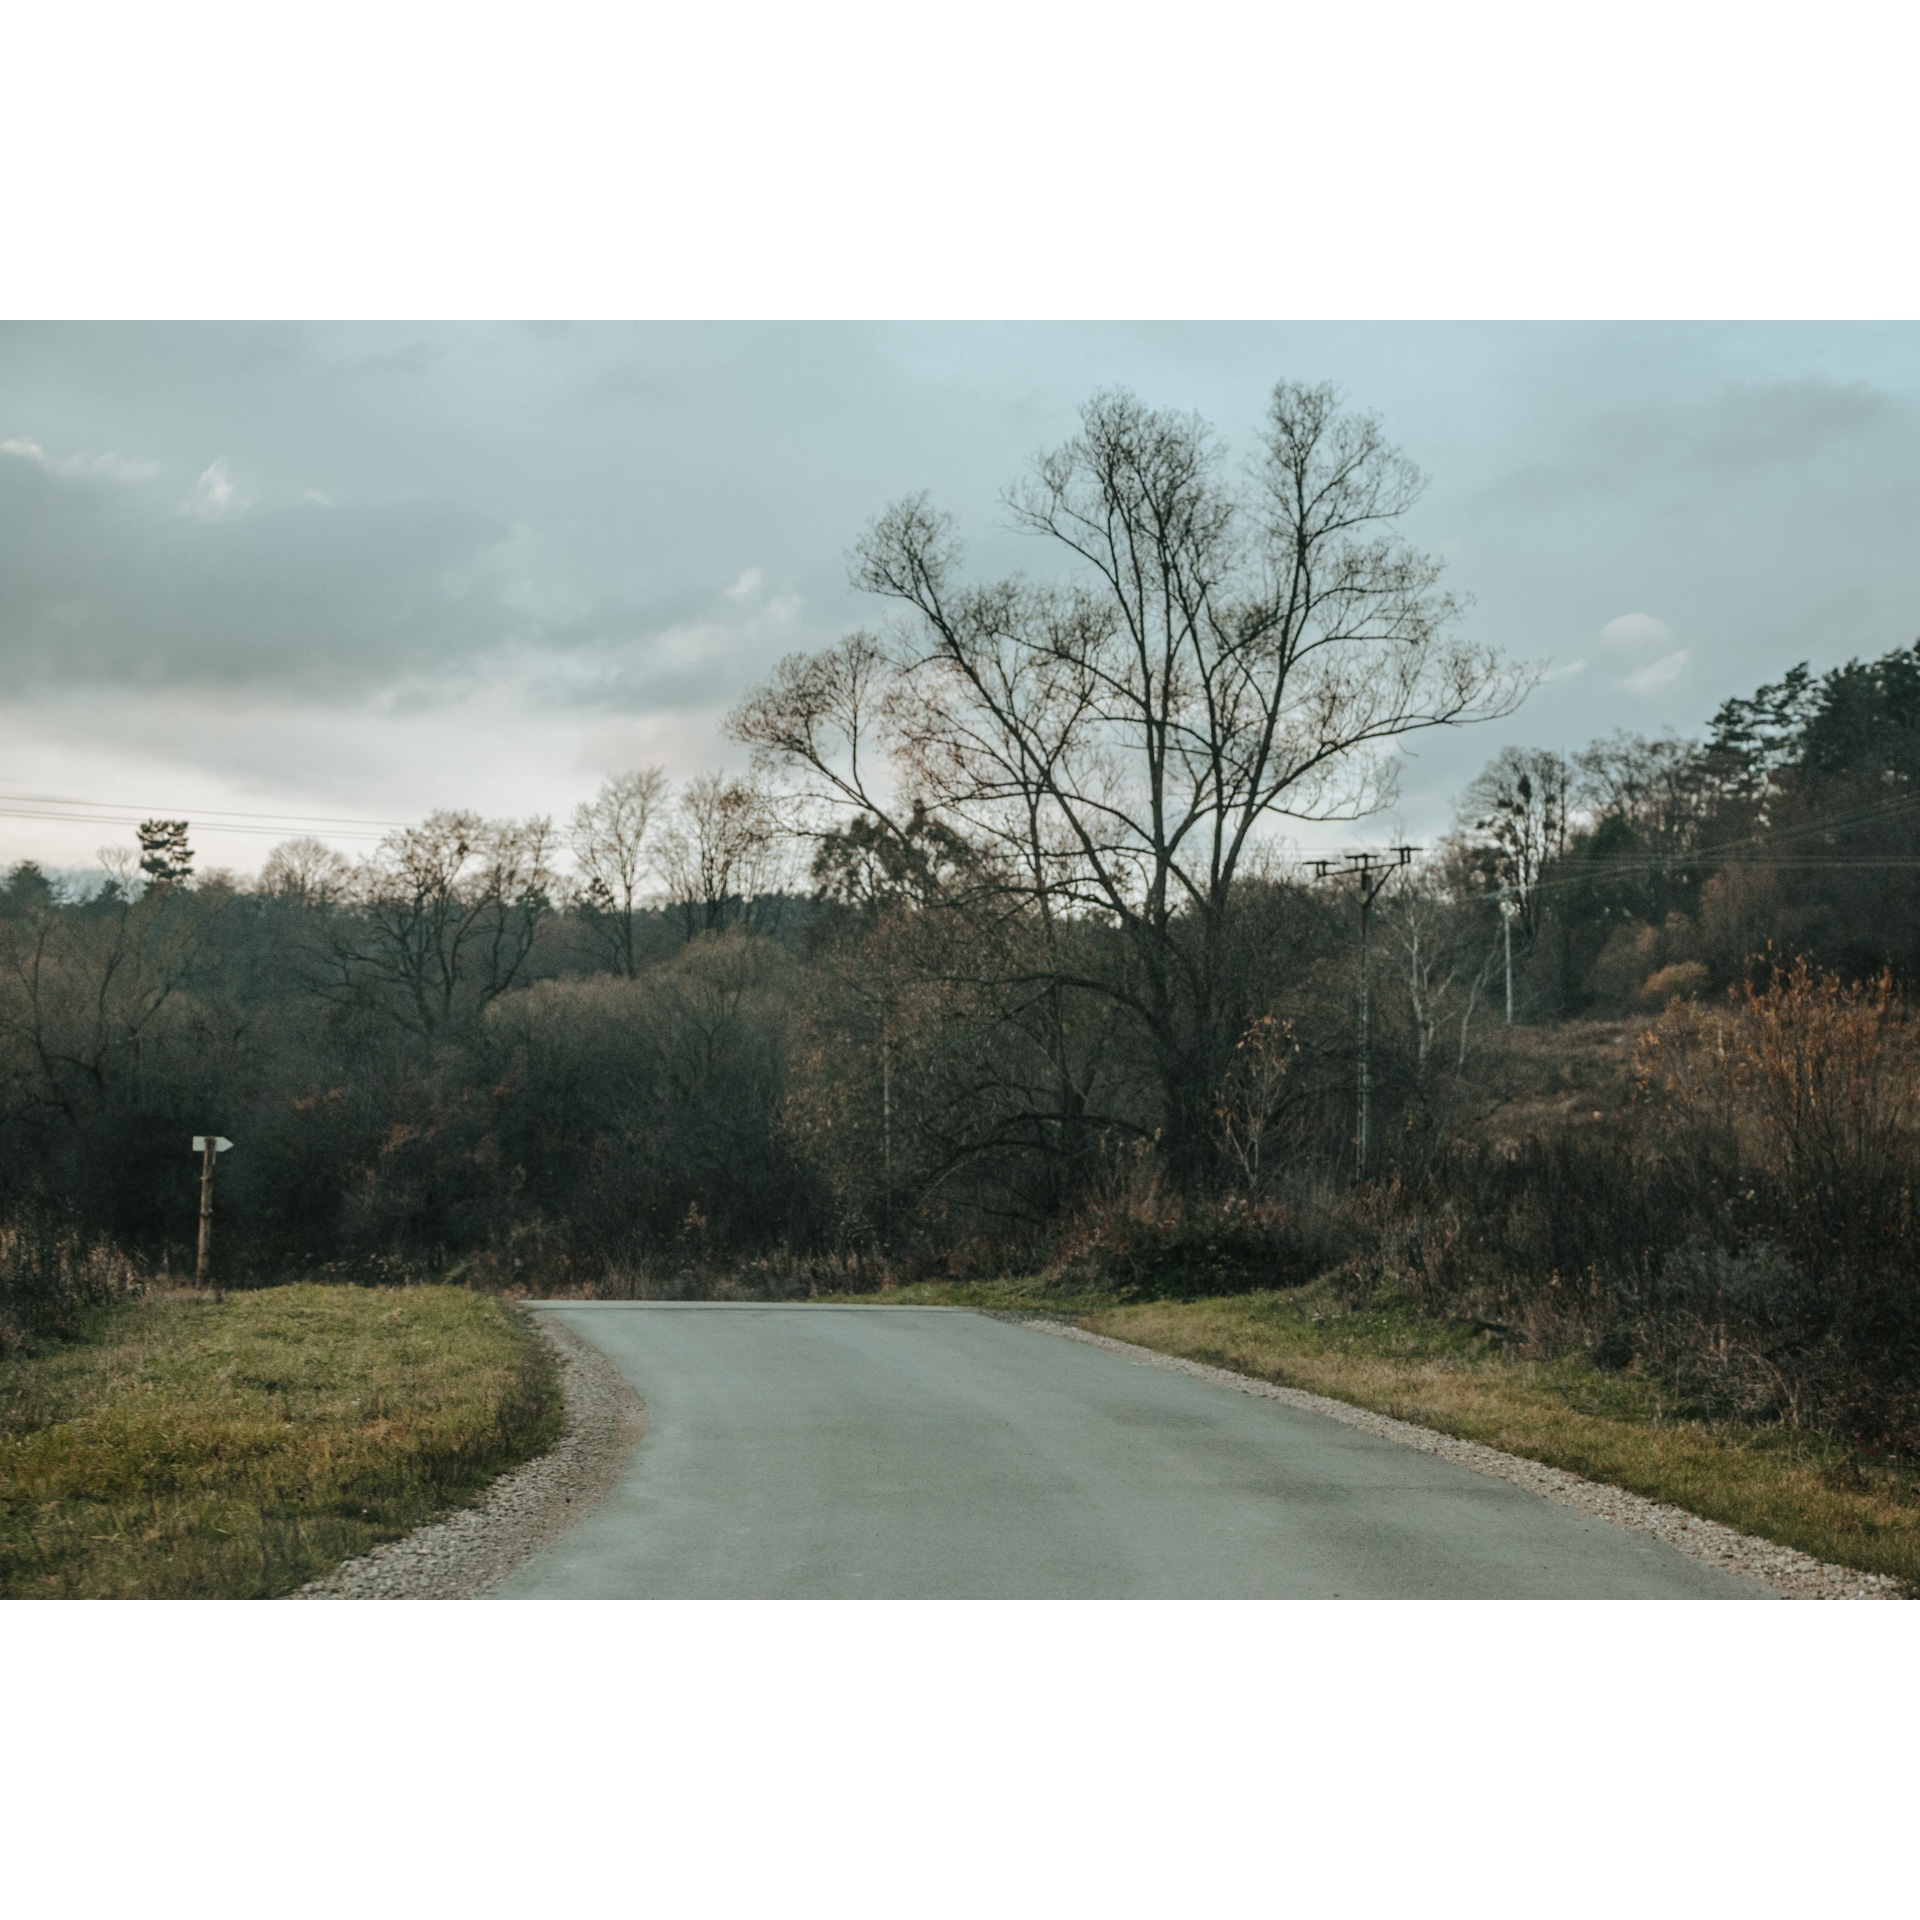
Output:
[0,1208,150,1352]
[1329,965,1920,1450]
[1022,961,1920,1452]
[1035,1144,1358,1302]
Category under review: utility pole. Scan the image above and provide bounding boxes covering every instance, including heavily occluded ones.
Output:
[1312,848,1417,1180]
[880,999,893,1243]
[1502,888,1514,1025]
[192,1135,233,1289]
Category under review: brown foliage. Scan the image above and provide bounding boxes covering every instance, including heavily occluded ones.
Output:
[1636,956,1919,1267]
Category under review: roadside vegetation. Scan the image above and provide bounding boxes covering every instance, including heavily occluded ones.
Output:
[864,961,1920,1587]
[1,1283,559,1598]
[866,1260,1920,1589]
[1076,1288,1920,1591]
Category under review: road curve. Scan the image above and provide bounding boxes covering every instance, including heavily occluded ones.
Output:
[491,1304,1768,1600]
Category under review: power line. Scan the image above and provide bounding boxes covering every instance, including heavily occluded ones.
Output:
[1509,852,1920,903]
[1439,779,1920,908]
[0,805,392,844]
[0,785,411,828]
[0,784,426,850]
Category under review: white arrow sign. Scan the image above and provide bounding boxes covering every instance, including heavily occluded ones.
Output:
[191,1136,234,1153]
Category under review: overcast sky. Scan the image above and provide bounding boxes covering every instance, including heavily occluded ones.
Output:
[3,320,1917,876]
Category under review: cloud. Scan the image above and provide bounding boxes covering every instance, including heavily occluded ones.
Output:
[2,436,159,483]
[578,708,746,782]
[0,452,530,697]
[1625,649,1690,693]
[1484,377,1906,512]
[520,588,809,716]
[455,522,596,627]
[182,457,245,520]
[1695,379,1892,468]
[349,339,446,379]
[0,433,820,730]
[1600,612,1674,649]
[1601,614,1689,691]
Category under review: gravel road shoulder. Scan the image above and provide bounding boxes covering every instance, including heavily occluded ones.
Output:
[1018,1318,1903,1600]
[291,1309,644,1601]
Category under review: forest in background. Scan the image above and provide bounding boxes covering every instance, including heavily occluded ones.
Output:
[4,383,1919,1453]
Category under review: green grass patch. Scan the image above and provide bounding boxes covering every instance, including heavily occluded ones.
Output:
[1,1283,562,1599]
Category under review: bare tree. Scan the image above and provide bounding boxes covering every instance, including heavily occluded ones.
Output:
[322,811,558,1037]
[1455,747,1573,946]
[1573,731,1713,875]
[654,774,787,940]
[1213,1012,1300,1191]
[259,836,353,909]
[1383,880,1502,1076]
[0,864,199,1125]
[733,382,1523,1179]
[570,767,668,976]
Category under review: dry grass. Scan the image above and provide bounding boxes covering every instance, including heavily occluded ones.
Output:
[0,1283,561,1598]
[1077,1283,1920,1590]
[1465,1017,1649,1148]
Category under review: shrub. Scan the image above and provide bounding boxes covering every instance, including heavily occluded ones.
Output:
[1638,957,1919,1278]
[1640,961,1708,1005]
[1042,1146,1357,1301]
[0,1210,150,1352]
[1327,962,1920,1448]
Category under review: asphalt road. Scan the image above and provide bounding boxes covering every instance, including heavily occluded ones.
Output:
[492,1304,1768,1599]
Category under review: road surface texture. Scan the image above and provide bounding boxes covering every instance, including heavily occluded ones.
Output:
[491,1303,1769,1599]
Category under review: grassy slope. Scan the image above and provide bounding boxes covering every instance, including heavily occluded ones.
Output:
[1,1284,561,1599]
[875,1275,1920,1590]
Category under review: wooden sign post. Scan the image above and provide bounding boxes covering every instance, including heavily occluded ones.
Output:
[192,1135,234,1288]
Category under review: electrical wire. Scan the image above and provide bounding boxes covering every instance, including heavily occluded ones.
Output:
[0,806,391,844]
[0,783,420,847]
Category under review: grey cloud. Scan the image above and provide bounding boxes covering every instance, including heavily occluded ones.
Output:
[542,594,812,717]
[1693,379,1895,467]
[1481,376,1907,512]
[3,437,159,483]
[348,340,448,379]
[1,453,526,696]
[0,444,811,715]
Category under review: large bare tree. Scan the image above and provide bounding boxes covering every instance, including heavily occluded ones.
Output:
[732,383,1524,1179]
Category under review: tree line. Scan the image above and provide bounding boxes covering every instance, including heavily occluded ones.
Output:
[1442,636,1920,1016]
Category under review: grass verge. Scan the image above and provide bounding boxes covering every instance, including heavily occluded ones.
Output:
[1077,1283,1920,1591]
[1,1283,561,1599]
[867,1273,1920,1591]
